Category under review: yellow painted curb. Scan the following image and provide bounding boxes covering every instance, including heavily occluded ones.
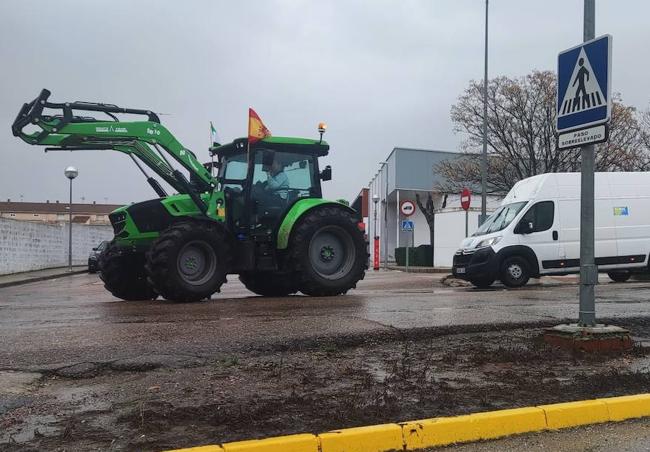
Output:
[539,399,609,429]
[166,393,650,452]
[402,407,547,449]
[221,434,318,452]
[318,424,404,452]
[170,446,224,452]
[600,394,650,421]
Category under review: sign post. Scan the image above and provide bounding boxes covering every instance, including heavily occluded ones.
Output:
[401,219,414,273]
[556,17,612,326]
[400,200,415,272]
[461,187,471,237]
[545,1,630,352]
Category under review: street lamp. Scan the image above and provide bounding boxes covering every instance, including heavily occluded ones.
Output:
[372,193,380,271]
[378,161,388,268]
[64,166,78,272]
[480,0,489,225]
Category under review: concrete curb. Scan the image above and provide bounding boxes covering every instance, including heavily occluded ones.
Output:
[0,268,88,289]
[385,266,451,274]
[167,393,650,452]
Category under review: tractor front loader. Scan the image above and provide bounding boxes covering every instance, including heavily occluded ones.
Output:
[12,89,368,301]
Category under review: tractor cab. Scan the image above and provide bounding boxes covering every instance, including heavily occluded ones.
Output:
[214,137,331,236]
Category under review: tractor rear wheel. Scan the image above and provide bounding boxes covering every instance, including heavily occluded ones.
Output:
[99,241,157,301]
[145,221,231,302]
[288,206,368,296]
[239,272,299,297]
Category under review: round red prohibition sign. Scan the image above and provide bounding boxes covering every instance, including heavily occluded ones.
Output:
[461,187,471,211]
[400,200,416,217]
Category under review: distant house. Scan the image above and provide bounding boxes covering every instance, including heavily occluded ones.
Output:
[355,147,502,267]
[0,200,122,225]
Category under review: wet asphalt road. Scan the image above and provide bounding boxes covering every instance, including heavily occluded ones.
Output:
[2,270,650,371]
[3,270,650,450]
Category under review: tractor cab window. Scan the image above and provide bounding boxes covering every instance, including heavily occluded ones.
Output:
[252,150,319,202]
[219,153,247,190]
[218,152,249,229]
[251,150,319,229]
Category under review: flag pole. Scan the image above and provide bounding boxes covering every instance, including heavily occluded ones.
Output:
[210,122,214,177]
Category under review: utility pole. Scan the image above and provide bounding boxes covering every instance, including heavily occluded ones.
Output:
[480,0,489,225]
[579,0,596,327]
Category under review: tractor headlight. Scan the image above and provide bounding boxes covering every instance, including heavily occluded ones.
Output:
[476,236,501,249]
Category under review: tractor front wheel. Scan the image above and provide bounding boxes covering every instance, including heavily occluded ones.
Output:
[239,272,299,297]
[145,222,231,302]
[99,241,157,301]
[289,206,368,296]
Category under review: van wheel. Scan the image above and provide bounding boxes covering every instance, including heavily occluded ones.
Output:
[469,277,495,289]
[608,271,632,283]
[500,256,530,288]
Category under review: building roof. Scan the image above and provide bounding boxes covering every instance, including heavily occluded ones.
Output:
[0,201,123,215]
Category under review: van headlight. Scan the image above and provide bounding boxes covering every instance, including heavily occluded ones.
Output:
[476,236,502,249]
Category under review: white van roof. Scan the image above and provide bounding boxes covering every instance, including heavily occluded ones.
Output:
[501,172,650,205]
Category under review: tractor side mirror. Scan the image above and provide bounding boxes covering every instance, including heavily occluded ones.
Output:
[320,165,332,181]
[92,247,98,251]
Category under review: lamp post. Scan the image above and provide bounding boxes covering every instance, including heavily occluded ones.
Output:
[64,166,78,272]
[372,193,380,270]
[480,0,489,225]
[378,161,388,268]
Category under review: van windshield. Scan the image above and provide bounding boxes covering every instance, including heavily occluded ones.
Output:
[473,201,528,236]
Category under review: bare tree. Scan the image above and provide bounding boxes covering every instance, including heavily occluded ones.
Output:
[436,70,647,194]
[415,193,447,266]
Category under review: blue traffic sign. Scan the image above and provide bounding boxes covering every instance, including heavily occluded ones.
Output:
[557,35,612,133]
[401,220,414,232]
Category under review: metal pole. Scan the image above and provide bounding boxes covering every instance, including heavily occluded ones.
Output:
[382,162,388,269]
[465,210,469,237]
[480,0,489,225]
[405,225,409,273]
[373,199,378,271]
[396,189,400,265]
[579,0,596,327]
[68,178,73,272]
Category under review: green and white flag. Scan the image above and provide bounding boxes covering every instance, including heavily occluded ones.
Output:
[210,122,221,146]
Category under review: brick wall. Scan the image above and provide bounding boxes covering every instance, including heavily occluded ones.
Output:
[0,217,113,275]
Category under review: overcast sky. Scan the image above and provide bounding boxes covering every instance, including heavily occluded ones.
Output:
[1,0,649,205]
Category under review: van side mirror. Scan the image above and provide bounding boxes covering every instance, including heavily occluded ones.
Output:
[516,221,534,234]
[320,165,332,181]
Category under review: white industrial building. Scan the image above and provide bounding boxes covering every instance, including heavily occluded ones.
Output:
[358,147,502,268]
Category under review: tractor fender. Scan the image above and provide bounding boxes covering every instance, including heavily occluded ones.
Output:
[276,199,359,249]
[494,245,540,278]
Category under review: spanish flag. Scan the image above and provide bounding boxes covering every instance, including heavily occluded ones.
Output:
[248,108,271,144]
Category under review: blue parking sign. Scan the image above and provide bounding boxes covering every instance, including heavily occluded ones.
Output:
[557,35,612,133]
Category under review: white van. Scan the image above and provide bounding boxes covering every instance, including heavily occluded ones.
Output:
[452,172,650,288]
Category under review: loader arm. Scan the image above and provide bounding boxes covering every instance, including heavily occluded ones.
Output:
[12,89,216,198]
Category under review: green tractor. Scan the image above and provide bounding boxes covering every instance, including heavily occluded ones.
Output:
[12,90,368,301]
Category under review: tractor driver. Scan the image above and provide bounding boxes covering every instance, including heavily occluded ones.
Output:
[264,157,289,201]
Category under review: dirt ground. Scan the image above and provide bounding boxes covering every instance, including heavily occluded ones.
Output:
[2,317,650,451]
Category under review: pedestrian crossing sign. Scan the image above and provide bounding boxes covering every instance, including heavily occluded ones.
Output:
[557,35,612,133]
[401,220,414,232]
